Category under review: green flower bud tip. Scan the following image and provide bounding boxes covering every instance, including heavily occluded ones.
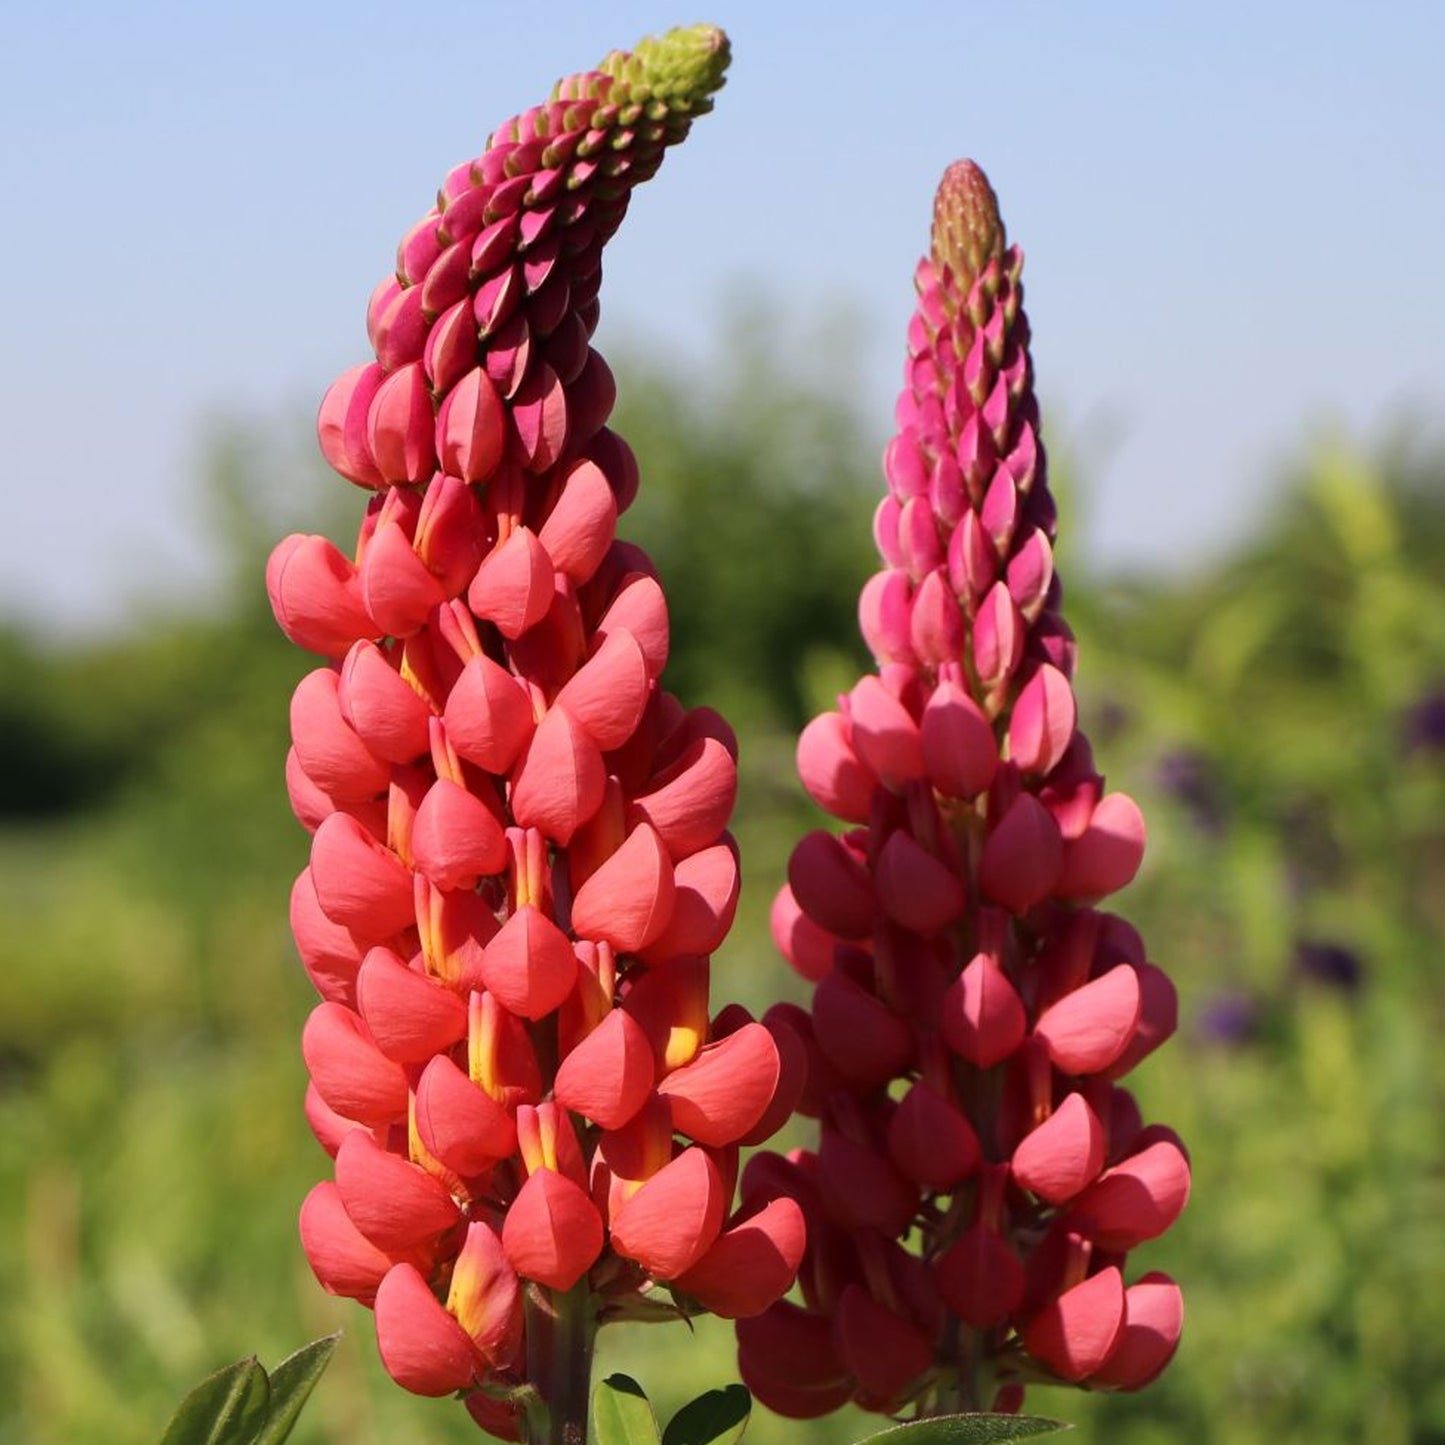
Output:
[600,23,731,113]
[932,159,1006,292]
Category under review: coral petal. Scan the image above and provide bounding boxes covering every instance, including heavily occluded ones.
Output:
[509,705,605,846]
[657,1023,780,1146]
[299,1180,393,1303]
[415,1053,517,1175]
[570,823,676,954]
[1011,1093,1106,1204]
[479,905,578,1020]
[356,947,468,1062]
[674,1197,805,1318]
[553,1009,654,1130]
[301,1001,408,1124]
[374,1263,477,1396]
[610,1148,725,1279]
[502,1170,604,1290]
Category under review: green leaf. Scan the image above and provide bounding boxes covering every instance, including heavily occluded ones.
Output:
[593,1373,662,1445]
[662,1385,751,1445]
[852,1414,1072,1445]
[251,1334,341,1445]
[157,1356,270,1445]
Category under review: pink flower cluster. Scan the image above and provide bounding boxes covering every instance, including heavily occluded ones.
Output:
[267,29,803,1434]
[748,162,1189,1417]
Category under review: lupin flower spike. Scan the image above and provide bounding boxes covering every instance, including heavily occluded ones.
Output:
[752,161,1189,1420]
[273,26,806,1443]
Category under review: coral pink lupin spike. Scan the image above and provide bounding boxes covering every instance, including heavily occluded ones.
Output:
[749,160,1189,1420]
[271,26,806,1442]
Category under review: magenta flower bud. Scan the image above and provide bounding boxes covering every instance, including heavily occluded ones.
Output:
[1091,1273,1184,1390]
[835,1286,935,1405]
[811,970,913,1086]
[359,520,446,639]
[760,158,1187,1418]
[1010,1092,1107,1204]
[436,367,507,483]
[1033,962,1142,1074]
[886,1081,980,1190]
[1068,1139,1192,1252]
[1022,1265,1127,1384]
[317,363,386,488]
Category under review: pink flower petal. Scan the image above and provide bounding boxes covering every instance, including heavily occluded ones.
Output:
[479,904,578,1021]
[374,1263,477,1396]
[410,776,507,891]
[1034,963,1142,1075]
[796,711,877,823]
[977,791,1062,912]
[317,362,385,488]
[443,652,536,774]
[786,830,875,940]
[570,823,676,954]
[940,951,1026,1068]
[333,1130,461,1256]
[811,970,914,1086]
[1011,1092,1106,1204]
[1022,1266,1127,1383]
[848,675,925,789]
[508,704,605,846]
[367,361,437,484]
[553,1008,655,1130]
[502,1170,604,1291]
[301,1001,408,1125]
[538,457,617,584]
[874,829,967,935]
[414,1053,517,1175]
[554,629,649,751]
[360,520,446,639]
[267,534,376,659]
[887,1081,980,1190]
[629,736,737,860]
[436,367,506,483]
[356,946,468,1063]
[291,668,390,803]
[467,526,554,640]
[1069,1139,1192,1252]
[1091,1272,1184,1389]
[1056,792,1147,900]
[309,811,415,939]
[920,677,997,799]
[298,1180,393,1303]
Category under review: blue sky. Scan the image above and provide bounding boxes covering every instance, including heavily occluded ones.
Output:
[3,2,1442,632]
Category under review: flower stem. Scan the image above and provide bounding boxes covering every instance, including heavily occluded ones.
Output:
[523,1281,596,1445]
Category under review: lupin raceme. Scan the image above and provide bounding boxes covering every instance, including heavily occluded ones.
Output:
[753,161,1190,1418]
[267,26,805,1437]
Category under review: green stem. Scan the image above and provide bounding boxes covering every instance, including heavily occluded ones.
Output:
[523,1281,596,1445]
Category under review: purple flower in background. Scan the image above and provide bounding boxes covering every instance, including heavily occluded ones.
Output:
[1293,939,1365,993]
[1402,688,1445,756]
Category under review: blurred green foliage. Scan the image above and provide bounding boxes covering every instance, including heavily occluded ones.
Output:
[1,328,1442,1445]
